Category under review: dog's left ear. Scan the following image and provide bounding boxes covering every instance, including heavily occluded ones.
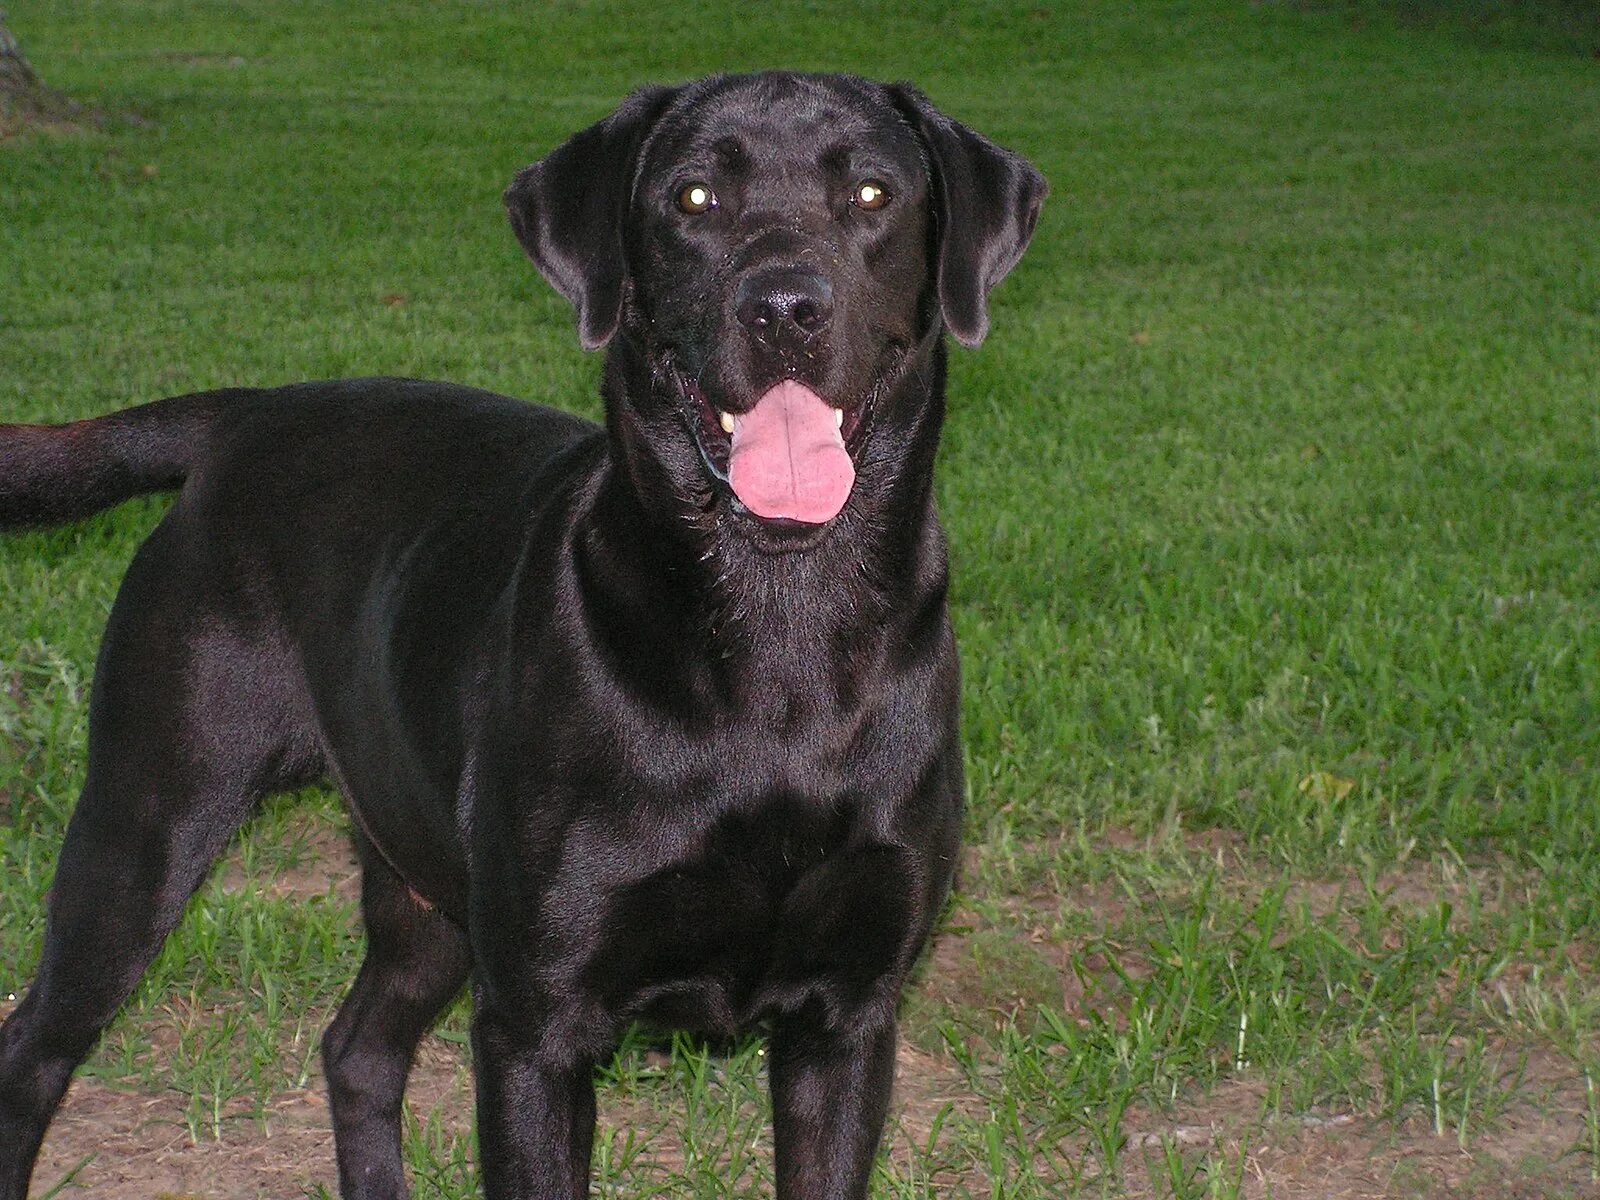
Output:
[888,85,1047,348]
[505,85,683,350]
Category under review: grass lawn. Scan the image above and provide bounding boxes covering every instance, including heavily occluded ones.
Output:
[3,1,1599,1196]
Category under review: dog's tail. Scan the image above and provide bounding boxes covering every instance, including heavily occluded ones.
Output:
[0,392,225,529]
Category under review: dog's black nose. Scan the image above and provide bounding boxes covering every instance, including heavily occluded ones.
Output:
[735,269,834,343]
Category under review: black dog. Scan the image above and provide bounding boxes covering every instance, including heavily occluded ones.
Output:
[0,72,1043,1199]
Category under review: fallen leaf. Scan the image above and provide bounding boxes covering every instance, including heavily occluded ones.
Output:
[1298,771,1356,802]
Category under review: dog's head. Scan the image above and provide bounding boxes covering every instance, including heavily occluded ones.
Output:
[506,72,1044,544]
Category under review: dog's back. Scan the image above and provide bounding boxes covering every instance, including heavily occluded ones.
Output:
[0,379,598,535]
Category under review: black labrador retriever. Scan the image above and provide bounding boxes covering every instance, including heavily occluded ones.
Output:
[0,71,1043,1199]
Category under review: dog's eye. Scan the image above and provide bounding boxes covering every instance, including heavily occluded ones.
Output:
[851,180,890,210]
[677,182,718,214]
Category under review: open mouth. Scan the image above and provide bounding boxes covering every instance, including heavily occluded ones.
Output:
[674,367,871,526]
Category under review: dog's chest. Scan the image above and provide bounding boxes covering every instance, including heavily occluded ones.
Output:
[575,796,913,1038]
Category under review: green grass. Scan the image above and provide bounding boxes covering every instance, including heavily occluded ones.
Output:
[3,1,1600,1197]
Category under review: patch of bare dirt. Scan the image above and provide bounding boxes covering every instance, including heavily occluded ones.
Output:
[31,1077,338,1199]
[0,75,91,140]
[213,813,361,904]
[1286,857,1518,926]
[0,111,88,140]
[0,20,91,140]
[29,1040,989,1197]
[31,1032,474,1199]
[26,1023,1599,1199]
[19,820,1599,1197]
[1105,1047,1597,1200]
[150,51,249,67]
[970,825,1569,957]
[892,1039,987,1141]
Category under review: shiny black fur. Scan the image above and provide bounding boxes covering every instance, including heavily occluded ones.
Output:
[0,72,1044,1199]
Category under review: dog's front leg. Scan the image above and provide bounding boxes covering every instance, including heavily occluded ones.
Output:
[768,1005,898,1200]
[471,999,597,1200]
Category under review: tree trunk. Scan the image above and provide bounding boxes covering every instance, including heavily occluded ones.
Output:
[0,12,78,132]
[0,13,46,100]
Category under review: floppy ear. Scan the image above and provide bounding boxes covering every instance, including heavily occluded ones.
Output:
[505,85,682,350]
[888,85,1048,347]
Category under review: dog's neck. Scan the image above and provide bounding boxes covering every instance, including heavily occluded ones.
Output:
[581,332,951,674]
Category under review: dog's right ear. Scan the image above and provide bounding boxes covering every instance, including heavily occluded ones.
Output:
[505,85,682,351]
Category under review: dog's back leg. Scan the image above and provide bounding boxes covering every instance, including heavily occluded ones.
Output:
[0,516,317,1199]
[321,831,471,1199]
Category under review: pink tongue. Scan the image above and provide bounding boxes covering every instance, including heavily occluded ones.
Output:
[726,381,854,524]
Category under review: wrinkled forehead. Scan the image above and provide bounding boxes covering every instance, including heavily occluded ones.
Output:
[638,73,927,186]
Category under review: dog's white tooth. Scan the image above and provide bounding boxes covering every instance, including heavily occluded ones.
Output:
[834,408,845,429]
[718,410,735,434]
